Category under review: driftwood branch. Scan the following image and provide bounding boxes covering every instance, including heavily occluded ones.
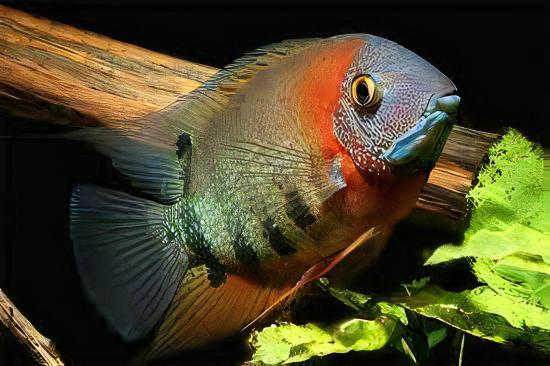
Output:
[0,5,497,220]
[418,126,498,219]
[0,5,217,126]
[0,289,64,365]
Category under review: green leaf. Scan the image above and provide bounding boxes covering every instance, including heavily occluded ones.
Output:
[376,302,409,326]
[475,254,550,309]
[394,285,550,354]
[399,337,418,364]
[250,317,398,365]
[316,277,371,312]
[412,130,550,353]
[426,130,548,265]
[427,327,447,350]
[317,278,408,325]
[402,277,430,296]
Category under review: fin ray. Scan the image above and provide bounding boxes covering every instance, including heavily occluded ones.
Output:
[71,130,185,203]
[146,266,289,359]
[70,184,188,341]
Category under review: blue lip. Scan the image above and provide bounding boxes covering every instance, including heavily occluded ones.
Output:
[380,110,455,174]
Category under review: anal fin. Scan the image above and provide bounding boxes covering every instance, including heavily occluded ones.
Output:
[146,265,288,359]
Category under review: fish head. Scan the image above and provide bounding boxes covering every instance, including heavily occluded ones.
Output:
[292,34,460,242]
[331,34,458,178]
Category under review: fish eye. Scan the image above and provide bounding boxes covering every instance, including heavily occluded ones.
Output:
[350,75,381,108]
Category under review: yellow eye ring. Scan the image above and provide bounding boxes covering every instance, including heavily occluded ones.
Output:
[351,75,381,108]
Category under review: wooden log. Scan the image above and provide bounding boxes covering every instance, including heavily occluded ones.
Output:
[0,5,497,220]
[418,126,498,220]
[0,5,217,126]
[0,289,64,366]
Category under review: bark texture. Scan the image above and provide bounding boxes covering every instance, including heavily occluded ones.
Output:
[0,289,64,365]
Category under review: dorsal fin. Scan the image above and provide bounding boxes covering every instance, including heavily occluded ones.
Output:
[134,38,323,140]
[201,38,322,96]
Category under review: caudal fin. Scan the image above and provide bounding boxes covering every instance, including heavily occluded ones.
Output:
[70,184,188,341]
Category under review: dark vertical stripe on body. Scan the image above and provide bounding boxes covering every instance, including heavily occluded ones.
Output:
[176,132,193,194]
[232,226,260,270]
[284,190,317,230]
[261,217,296,256]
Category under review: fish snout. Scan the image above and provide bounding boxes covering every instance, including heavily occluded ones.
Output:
[380,94,460,174]
[435,95,461,116]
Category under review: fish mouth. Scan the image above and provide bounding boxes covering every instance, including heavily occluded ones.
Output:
[380,92,460,175]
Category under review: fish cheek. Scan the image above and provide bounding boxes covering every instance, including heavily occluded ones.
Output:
[319,156,426,245]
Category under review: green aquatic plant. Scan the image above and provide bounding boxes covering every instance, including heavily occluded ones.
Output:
[250,130,549,364]
[427,129,547,264]
[250,317,398,365]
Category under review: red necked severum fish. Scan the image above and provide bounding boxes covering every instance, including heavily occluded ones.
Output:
[69,34,459,358]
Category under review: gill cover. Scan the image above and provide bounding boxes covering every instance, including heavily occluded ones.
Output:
[331,34,457,175]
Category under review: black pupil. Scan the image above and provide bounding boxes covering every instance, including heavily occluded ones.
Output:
[356,80,370,105]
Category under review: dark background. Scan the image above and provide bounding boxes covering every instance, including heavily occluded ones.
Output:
[0,0,547,365]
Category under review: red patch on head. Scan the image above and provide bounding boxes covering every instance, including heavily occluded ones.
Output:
[293,39,363,162]
[292,38,425,230]
[293,38,374,195]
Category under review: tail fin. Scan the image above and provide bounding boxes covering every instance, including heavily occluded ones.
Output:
[70,184,188,342]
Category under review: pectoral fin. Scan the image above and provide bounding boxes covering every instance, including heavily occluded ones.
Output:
[242,227,381,331]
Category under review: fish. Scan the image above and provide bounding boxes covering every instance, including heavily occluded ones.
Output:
[68,34,459,359]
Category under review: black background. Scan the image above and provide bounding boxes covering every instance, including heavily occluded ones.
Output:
[0,0,547,365]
